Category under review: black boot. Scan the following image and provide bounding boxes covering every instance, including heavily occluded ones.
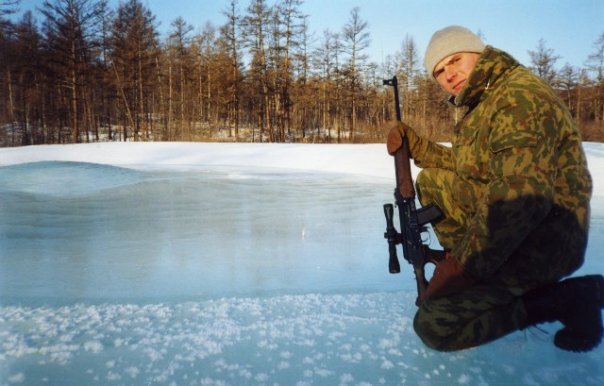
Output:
[521,274,604,352]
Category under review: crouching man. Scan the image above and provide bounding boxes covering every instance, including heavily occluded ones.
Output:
[386,26,603,352]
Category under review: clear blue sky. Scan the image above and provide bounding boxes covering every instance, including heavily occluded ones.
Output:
[14,0,604,70]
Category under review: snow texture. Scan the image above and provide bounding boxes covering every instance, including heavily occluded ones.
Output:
[0,142,603,385]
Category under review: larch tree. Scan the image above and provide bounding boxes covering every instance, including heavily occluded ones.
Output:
[40,0,105,143]
[242,0,271,142]
[221,0,243,140]
[110,0,158,141]
[341,6,370,142]
[528,38,560,86]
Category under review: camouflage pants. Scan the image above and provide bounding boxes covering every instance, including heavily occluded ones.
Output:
[412,168,574,351]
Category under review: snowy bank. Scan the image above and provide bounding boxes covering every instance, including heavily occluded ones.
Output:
[1,141,604,194]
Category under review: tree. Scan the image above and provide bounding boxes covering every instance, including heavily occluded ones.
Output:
[11,11,44,144]
[94,0,115,141]
[311,29,337,141]
[557,63,578,114]
[342,6,370,142]
[110,0,158,141]
[242,0,271,142]
[273,0,305,141]
[0,1,19,142]
[167,16,194,140]
[528,38,559,85]
[395,34,420,120]
[331,31,344,141]
[586,32,604,83]
[291,14,311,140]
[0,0,18,24]
[40,0,106,143]
[221,0,242,139]
[586,32,604,126]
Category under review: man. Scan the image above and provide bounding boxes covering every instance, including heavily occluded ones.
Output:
[386,25,603,352]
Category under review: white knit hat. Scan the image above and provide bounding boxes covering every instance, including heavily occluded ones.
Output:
[424,26,485,77]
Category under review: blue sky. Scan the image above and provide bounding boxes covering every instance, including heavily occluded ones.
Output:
[14,0,604,70]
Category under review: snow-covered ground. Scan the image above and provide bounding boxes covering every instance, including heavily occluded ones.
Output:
[0,142,603,385]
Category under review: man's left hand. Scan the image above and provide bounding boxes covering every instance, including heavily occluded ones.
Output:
[386,120,412,155]
[424,253,475,300]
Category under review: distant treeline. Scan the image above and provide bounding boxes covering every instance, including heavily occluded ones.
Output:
[1,0,603,147]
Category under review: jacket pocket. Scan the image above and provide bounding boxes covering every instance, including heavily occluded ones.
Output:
[454,127,488,182]
[489,131,539,153]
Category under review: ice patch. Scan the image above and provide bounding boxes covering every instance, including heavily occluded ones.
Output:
[7,373,25,384]
[83,340,103,353]
[0,161,144,197]
[2,293,603,385]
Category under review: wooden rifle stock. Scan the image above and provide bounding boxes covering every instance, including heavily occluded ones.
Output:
[382,76,444,306]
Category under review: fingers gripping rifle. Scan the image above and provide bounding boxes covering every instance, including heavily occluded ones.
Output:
[382,76,444,306]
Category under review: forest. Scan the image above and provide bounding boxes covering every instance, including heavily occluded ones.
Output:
[0,0,603,147]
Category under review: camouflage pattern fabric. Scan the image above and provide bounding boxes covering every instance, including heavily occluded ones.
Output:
[406,46,592,351]
[413,283,526,351]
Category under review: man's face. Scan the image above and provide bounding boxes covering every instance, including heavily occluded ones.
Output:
[433,52,481,96]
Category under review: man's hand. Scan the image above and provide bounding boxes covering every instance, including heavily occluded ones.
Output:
[386,120,412,155]
[424,253,475,301]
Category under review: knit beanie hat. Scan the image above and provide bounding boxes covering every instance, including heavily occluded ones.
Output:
[424,26,485,77]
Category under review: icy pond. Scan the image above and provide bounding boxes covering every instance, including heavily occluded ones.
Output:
[1,143,603,385]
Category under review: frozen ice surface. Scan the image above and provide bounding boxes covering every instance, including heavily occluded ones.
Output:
[1,143,603,385]
[2,294,602,386]
[0,161,399,303]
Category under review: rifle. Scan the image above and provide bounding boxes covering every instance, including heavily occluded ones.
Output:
[382,75,444,306]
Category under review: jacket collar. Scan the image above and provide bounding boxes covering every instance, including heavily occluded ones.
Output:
[450,46,520,109]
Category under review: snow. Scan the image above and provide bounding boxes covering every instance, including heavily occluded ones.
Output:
[0,142,393,179]
[0,142,603,385]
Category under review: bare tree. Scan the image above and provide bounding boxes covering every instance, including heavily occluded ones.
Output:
[292,13,310,139]
[557,63,578,114]
[332,31,344,142]
[311,29,336,141]
[586,32,604,82]
[11,11,44,144]
[167,16,193,140]
[0,0,18,21]
[528,38,560,85]
[242,0,271,142]
[110,0,158,141]
[40,0,105,143]
[273,0,305,141]
[95,0,114,141]
[395,34,420,120]
[221,0,242,139]
[586,32,604,126]
[342,6,370,142]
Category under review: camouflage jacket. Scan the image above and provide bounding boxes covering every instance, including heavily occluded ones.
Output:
[408,46,592,282]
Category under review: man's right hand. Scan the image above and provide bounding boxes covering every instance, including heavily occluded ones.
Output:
[386,120,412,155]
[423,253,474,301]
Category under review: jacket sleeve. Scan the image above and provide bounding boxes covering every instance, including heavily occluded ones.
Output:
[452,101,558,279]
[405,127,454,170]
